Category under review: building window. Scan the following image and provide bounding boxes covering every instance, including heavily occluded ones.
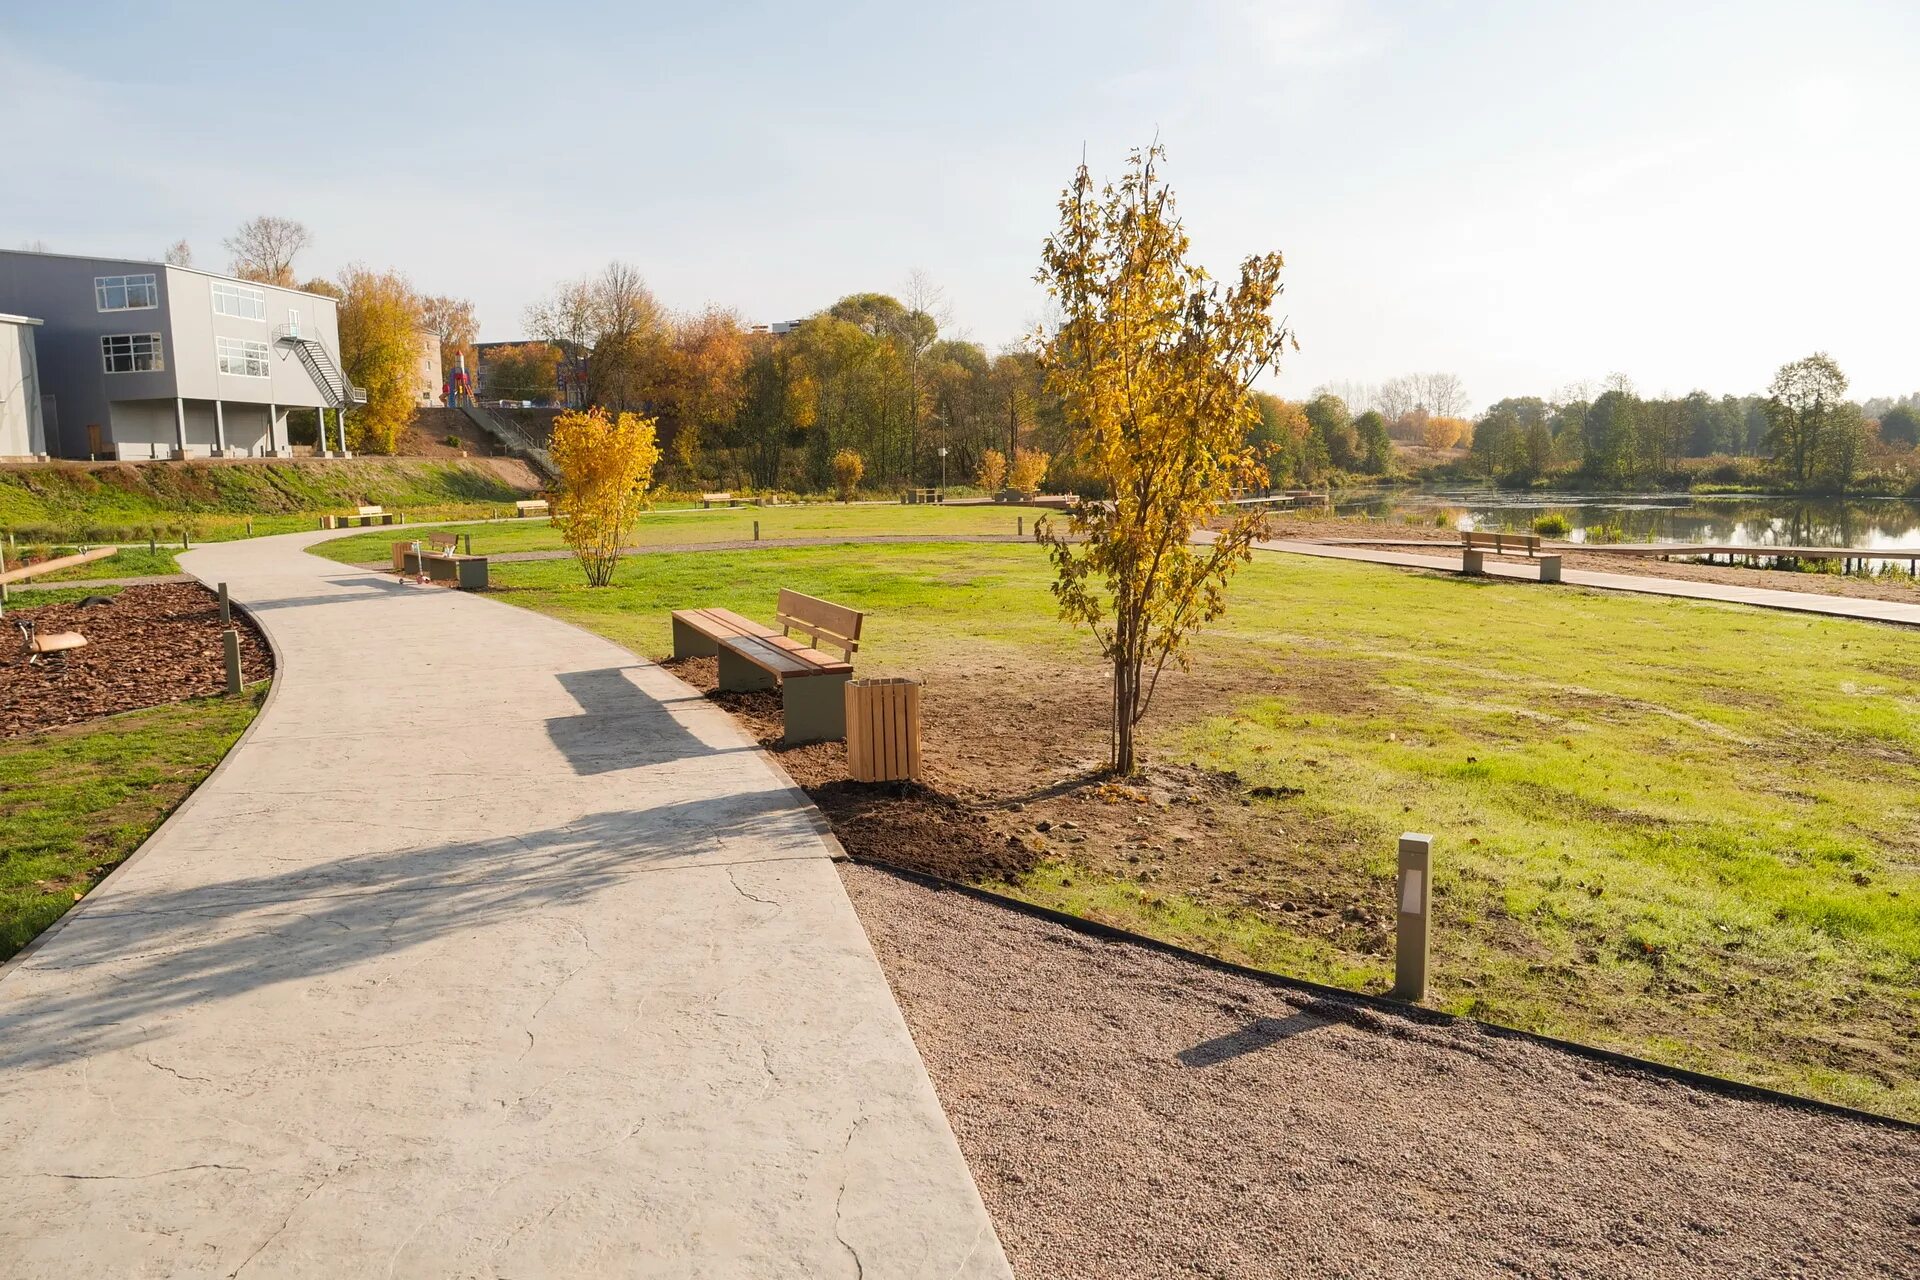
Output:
[212,281,267,320]
[101,333,164,373]
[95,274,158,311]
[216,336,272,378]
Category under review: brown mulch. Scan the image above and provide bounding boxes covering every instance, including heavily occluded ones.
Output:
[842,860,1920,1280]
[0,584,274,738]
[1270,514,1920,606]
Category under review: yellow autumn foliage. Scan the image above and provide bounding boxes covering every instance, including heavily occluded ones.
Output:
[549,406,661,587]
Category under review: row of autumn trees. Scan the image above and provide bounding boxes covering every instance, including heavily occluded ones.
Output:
[1465,357,1918,493]
[509,267,1065,494]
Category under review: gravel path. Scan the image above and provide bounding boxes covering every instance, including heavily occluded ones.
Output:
[842,862,1919,1280]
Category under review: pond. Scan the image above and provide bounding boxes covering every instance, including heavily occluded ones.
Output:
[1332,487,1920,549]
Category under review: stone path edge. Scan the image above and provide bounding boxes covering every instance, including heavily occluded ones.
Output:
[0,593,288,984]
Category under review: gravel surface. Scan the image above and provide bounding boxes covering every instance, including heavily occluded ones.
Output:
[842,862,1920,1280]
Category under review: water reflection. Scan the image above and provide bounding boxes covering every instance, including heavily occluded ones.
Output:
[1334,487,1920,549]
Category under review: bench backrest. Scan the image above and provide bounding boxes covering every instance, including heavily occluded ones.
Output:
[356,505,384,517]
[516,499,549,510]
[776,588,864,661]
[429,533,460,551]
[1462,530,1539,552]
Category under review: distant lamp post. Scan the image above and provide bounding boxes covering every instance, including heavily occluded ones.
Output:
[938,445,949,491]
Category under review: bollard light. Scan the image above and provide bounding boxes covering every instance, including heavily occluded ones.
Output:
[218,582,230,626]
[222,629,243,696]
[1391,832,1433,1002]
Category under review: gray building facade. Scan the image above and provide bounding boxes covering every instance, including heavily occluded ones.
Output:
[0,249,363,460]
[0,313,46,459]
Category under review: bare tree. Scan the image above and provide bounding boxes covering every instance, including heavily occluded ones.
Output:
[526,262,667,411]
[163,239,193,267]
[224,215,311,286]
[1375,375,1418,422]
[1417,371,1469,418]
[418,294,478,379]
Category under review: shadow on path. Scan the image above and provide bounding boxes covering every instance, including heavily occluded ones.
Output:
[0,794,813,1074]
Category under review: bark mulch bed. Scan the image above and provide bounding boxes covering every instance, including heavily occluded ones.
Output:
[1,584,273,739]
[843,860,1920,1280]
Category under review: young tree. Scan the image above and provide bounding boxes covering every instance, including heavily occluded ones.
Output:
[1008,446,1051,494]
[1034,143,1293,774]
[1354,409,1393,474]
[1766,353,1848,489]
[831,447,865,501]
[224,215,311,286]
[163,239,193,267]
[550,407,661,587]
[335,265,423,454]
[668,307,750,482]
[977,448,1008,491]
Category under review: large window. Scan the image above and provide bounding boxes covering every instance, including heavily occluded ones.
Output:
[216,336,272,378]
[101,333,164,373]
[95,273,158,311]
[212,281,266,320]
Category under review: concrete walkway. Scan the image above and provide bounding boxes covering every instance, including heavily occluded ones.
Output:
[0,532,1009,1278]
[1252,537,1920,627]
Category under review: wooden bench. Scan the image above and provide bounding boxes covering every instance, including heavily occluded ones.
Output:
[515,499,551,518]
[701,492,737,509]
[1460,530,1560,582]
[13,617,87,670]
[670,589,865,744]
[321,505,396,530]
[902,488,943,505]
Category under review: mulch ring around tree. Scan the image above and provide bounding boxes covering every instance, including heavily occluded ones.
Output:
[0,584,274,739]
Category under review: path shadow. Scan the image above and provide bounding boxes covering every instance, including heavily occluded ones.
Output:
[1178,1011,1330,1067]
[240,576,426,612]
[0,794,817,1074]
[545,667,752,775]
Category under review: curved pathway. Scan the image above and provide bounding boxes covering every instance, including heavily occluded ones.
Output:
[0,531,1008,1278]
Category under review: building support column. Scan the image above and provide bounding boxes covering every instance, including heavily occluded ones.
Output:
[317,407,332,457]
[213,400,228,457]
[172,397,188,460]
[338,407,351,458]
[266,402,281,456]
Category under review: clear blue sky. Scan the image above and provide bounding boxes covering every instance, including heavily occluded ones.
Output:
[4,1,1915,409]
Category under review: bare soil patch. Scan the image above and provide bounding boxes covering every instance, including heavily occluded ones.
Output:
[843,860,1920,1280]
[0,584,273,738]
[1274,514,1920,606]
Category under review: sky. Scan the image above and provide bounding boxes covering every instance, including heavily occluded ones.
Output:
[3,0,1916,411]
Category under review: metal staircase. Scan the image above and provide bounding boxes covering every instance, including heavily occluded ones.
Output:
[275,326,366,408]
[460,402,557,482]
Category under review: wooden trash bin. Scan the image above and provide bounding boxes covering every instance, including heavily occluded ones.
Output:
[845,677,922,783]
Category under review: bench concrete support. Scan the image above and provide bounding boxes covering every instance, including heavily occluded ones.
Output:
[1462,549,1485,576]
[672,615,722,659]
[782,672,851,745]
[716,644,778,692]
[1539,554,1563,583]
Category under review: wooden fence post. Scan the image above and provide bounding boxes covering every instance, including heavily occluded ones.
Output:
[223,629,243,696]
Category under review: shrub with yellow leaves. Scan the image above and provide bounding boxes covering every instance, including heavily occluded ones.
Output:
[549,406,661,587]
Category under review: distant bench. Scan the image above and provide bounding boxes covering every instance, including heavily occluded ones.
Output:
[670,589,865,744]
[321,505,396,530]
[701,492,738,509]
[392,534,488,590]
[902,488,944,505]
[515,499,551,519]
[1461,530,1560,582]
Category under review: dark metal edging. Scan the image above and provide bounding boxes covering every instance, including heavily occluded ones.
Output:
[842,853,1919,1135]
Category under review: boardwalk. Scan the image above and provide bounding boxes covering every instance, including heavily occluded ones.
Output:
[1251,537,1920,628]
[0,531,1008,1278]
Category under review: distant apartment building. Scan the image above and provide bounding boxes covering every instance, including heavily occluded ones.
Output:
[749,320,805,335]
[0,313,47,459]
[0,249,364,460]
[414,329,442,406]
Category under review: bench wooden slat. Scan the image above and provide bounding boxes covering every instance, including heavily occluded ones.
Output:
[672,607,778,643]
[775,588,864,659]
[720,633,852,677]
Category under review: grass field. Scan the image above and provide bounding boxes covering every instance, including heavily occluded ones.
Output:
[478,540,1920,1118]
[0,689,263,962]
[312,501,1034,564]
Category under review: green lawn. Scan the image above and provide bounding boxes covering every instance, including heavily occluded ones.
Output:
[17,546,185,581]
[311,501,1034,564]
[481,540,1920,1118]
[0,690,263,962]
